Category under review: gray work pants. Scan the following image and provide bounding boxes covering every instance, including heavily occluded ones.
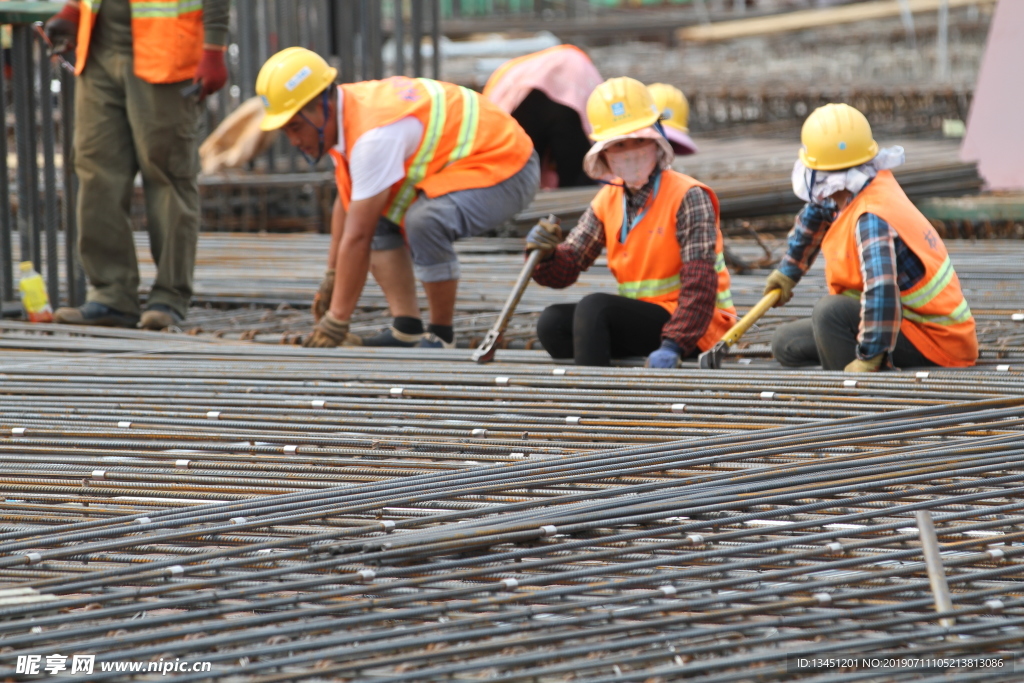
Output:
[772,295,936,370]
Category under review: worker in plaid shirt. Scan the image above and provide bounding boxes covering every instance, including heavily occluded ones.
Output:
[768,104,977,371]
[524,78,735,368]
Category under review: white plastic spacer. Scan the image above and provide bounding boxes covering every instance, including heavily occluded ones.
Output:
[357,569,376,581]
[91,470,106,480]
[566,416,581,424]
[175,459,190,469]
[389,387,404,397]
[24,552,42,564]
[510,452,526,458]
[686,534,704,545]
[471,429,488,438]
[997,364,1011,372]
[379,520,396,532]
[284,445,297,454]
[206,411,221,420]
[135,517,151,525]
[659,585,677,597]
[11,427,25,435]
[495,376,510,385]
[311,400,326,408]
[987,548,1005,560]
[813,592,832,605]
[540,525,557,536]
[760,391,775,400]
[230,517,246,525]
[552,368,566,376]
[1012,313,1024,322]
[671,404,686,413]
[501,578,519,590]
[826,542,843,553]
[117,421,132,428]
[985,599,1005,613]
[167,565,185,577]
[843,380,857,388]
[738,358,753,365]
[916,371,930,379]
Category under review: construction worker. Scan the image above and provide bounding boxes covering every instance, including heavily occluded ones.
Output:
[255,48,538,349]
[768,103,977,371]
[647,84,698,156]
[527,78,736,368]
[483,44,602,189]
[44,0,229,330]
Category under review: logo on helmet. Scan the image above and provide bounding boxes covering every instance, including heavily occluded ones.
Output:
[611,101,625,118]
[285,66,312,92]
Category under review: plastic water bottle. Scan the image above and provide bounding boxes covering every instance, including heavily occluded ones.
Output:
[18,261,53,323]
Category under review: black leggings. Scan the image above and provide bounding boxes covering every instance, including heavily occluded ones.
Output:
[512,89,595,188]
[537,293,673,366]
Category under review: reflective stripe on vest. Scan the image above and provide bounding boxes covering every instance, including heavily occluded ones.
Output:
[714,252,734,310]
[841,256,971,326]
[385,79,480,225]
[618,275,678,300]
[131,0,203,18]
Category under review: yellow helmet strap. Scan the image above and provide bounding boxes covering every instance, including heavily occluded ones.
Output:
[296,86,334,165]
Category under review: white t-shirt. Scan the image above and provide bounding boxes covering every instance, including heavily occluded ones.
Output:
[332,89,425,202]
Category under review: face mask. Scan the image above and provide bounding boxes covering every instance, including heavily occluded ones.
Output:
[604,143,659,190]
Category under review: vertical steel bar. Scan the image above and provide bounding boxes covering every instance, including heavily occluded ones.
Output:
[237,0,255,100]
[915,510,956,628]
[359,0,371,80]
[0,41,13,304]
[394,0,406,77]
[372,0,383,79]
[411,0,423,77]
[36,33,60,307]
[337,0,356,84]
[11,25,37,267]
[936,0,950,82]
[430,0,440,80]
[59,67,83,306]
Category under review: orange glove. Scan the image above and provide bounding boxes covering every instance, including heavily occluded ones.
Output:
[193,46,228,101]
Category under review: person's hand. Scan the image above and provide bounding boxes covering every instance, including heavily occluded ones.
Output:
[525,217,563,256]
[763,269,797,307]
[844,354,884,373]
[44,3,80,54]
[193,47,228,101]
[646,340,682,369]
[312,269,335,323]
[304,311,358,348]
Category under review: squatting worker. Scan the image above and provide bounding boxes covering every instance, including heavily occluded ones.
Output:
[526,78,736,368]
[768,103,977,372]
[483,45,602,189]
[44,0,229,330]
[647,84,698,157]
[255,48,538,350]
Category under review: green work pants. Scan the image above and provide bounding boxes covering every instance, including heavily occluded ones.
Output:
[73,43,200,318]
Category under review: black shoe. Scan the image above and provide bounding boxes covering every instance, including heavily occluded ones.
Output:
[53,301,140,328]
[362,325,423,347]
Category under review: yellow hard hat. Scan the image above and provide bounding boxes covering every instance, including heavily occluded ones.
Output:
[255,47,338,132]
[799,103,879,171]
[586,77,662,141]
[648,83,689,133]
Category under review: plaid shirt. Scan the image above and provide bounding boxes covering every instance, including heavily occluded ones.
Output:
[533,176,718,355]
[780,195,926,360]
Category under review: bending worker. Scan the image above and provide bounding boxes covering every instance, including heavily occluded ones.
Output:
[768,103,977,371]
[526,78,735,368]
[483,44,602,189]
[255,48,538,349]
[44,0,229,330]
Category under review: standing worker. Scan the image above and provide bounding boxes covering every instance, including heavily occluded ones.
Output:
[768,103,977,371]
[647,83,698,156]
[526,78,735,368]
[483,44,602,189]
[255,48,538,350]
[44,0,229,330]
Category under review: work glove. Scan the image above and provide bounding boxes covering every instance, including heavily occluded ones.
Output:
[43,3,80,54]
[763,269,797,307]
[645,340,682,369]
[312,269,335,323]
[844,354,885,373]
[192,46,229,101]
[304,311,361,348]
[525,217,563,257]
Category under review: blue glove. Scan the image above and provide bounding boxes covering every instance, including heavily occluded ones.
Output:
[646,340,682,369]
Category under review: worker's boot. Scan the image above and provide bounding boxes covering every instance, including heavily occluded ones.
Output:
[417,324,456,350]
[362,326,423,347]
[139,304,183,331]
[53,301,140,328]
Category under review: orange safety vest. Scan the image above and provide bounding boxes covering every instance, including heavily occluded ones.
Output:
[591,169,736,352]
[76,0,204,84]
[328,77,533,226]
[821,170,977,367]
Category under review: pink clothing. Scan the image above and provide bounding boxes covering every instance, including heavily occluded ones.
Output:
[483,45,602,135]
